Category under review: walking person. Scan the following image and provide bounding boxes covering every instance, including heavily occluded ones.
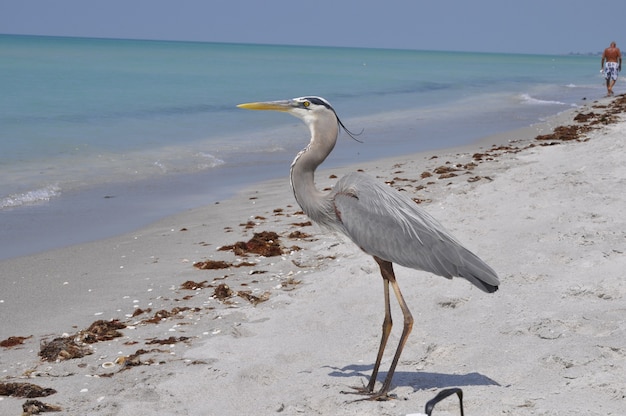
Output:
[601,41,622,96]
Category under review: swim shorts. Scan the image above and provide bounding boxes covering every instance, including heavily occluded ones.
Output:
[604,62,620,80]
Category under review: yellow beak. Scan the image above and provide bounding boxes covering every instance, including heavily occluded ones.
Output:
[237,100,293,112]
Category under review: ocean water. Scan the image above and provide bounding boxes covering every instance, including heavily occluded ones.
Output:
[0,34,604,259]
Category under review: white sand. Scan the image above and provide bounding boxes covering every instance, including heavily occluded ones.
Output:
[1,98,625,415]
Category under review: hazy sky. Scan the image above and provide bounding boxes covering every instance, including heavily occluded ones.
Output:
[2,0,624,55]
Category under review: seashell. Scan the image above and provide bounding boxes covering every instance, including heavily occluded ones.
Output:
[101,362,115,369]
[114,356,126,365]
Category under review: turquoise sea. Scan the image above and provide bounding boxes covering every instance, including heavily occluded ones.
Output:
[0,34,604,259]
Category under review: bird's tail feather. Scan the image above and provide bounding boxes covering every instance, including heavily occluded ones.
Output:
[457,250,499,293]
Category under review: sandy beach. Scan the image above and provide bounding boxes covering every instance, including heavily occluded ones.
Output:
[1,95,625,415]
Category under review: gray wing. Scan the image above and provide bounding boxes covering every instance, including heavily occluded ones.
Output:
[332,172,499,292]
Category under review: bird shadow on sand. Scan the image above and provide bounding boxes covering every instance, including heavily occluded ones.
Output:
[326,364,501,391]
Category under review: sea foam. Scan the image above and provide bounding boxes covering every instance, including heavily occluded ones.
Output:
[0,184,62,210]
[519,93,567,106]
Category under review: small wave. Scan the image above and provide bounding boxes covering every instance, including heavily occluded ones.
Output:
[149,152,225,174]
[196,152,225,168]
[0,184,61,209]
[518,93,567,106]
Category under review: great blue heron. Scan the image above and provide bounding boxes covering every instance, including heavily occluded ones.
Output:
[238,96,499,400]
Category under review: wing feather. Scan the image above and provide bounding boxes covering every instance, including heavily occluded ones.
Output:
[332,172,499,292]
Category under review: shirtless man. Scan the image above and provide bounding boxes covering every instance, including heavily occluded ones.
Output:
[601,41,622,96]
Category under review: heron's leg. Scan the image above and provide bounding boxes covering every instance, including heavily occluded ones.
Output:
[364,258,393,392]
[342,256,393,396]
[372,258,414,400]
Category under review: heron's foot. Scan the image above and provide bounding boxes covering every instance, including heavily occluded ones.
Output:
[340,385,395,402]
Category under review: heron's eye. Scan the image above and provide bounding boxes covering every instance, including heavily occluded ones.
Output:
[303,100,310,108]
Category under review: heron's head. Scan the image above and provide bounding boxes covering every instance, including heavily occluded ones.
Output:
[237,96,361,141]
[238,96,332,118]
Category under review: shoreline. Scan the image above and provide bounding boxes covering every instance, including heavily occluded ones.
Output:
[1,95,625,415]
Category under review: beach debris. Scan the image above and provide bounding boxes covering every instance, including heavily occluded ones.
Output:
[132,307,151,317]
[574,110,618,125]
[291,221,312,227]
[117,349,146,368]
[39,337,92,362]
[0,335,32,348]
[78,319,126,343]
[472,144,523,162]
[112,347,170,370]
[22,399,62,415]
[193,260,231,269]
[288,230,311,239]
[180,280,208,290]
[463,162,478,170]
[535,125,588,143]
[208,283,269,305]
[219,231,283,257]
[240,220,256,229]
[193,260,256,270]
[145,336,190,345]
[573,111,600,123]
[0,382,56,398]
[433,165,458,174]
[471,152,491,161]
[39,319,125,361]
[237,290,271,305]
[213,283,234,300]
[140,307,193,324]
[433,165,460,179]
[467,175,493,183]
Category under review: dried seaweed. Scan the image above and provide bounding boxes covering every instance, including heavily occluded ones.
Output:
[213,283,234,300]
[0,335,31,348]
[219,231,283,257]
[180,280,208,290]
[22,399,62,414]
[535,125,587,142]
[0,382,56,398]
[78,319,126,344]
[237,290,270,305]
[288,230,310,239]
[39,337,91,362]
[145,336,190,345]
[193,260,231,270]
[140,307,192,324]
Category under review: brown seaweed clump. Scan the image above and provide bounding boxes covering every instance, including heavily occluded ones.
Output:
[22,399,63,415]
[213,283,234,300]
[0,335,31,348]
[39,319,126,361]
[193,260,232,270]
[0,382,56,398]
[219,231,283,257]
[78,319,126,344]
[535,125,588,142]
[145,336,190,345]
[180,280,209,290]
[140,307,193,324]
[39,337,92,362]
[237,290,271,305]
